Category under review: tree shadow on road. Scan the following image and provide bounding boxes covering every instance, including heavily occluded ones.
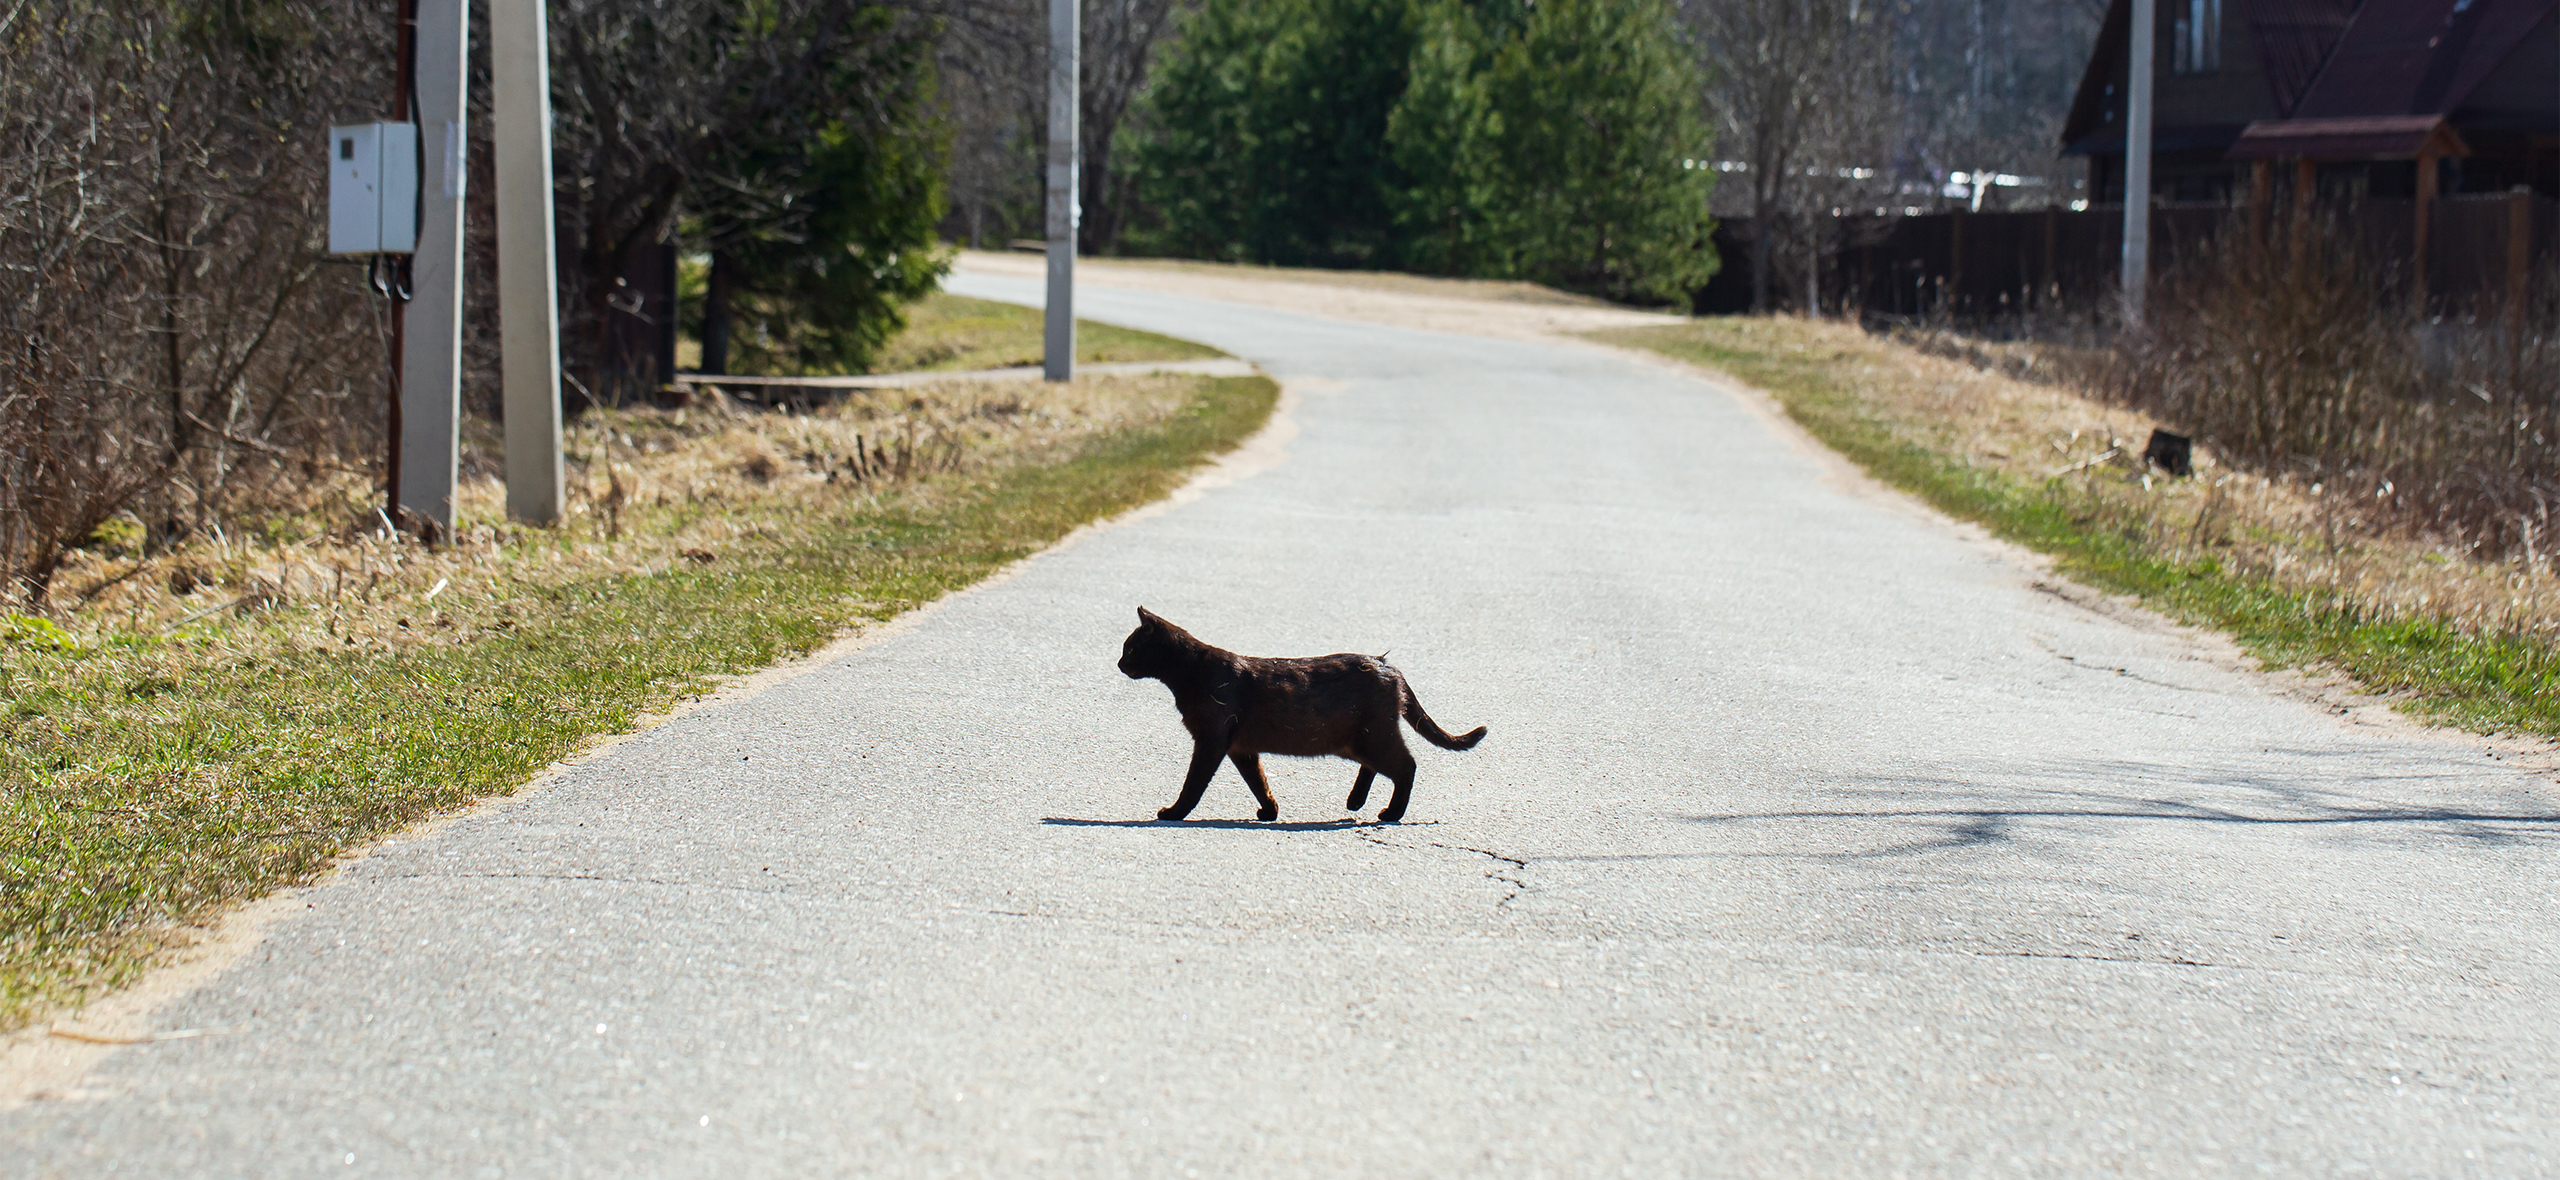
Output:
[1633,763,2560,861]
[1669,799,2560,858]
[1542,753,2560,863]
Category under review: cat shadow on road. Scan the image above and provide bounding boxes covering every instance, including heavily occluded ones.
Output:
[1041,816,1431,832]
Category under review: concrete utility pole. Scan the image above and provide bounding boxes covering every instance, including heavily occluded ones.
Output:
[399,0,467,538]
[493,0,566,523]
[385,0,414,532]
[2122,0,2154,321]
[1043,0,1079,382]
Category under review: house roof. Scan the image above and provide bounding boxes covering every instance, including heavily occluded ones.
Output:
[2059,0,2137,153]
[2225,114,2474,158]
[2241,0,2362,116]
[2292,0,2553,118]
[2060,0,2558,157]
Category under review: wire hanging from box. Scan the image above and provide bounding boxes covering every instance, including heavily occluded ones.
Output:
[365,254,414,303]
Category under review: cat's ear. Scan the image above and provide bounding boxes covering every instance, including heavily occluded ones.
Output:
[1137,606,1163,627]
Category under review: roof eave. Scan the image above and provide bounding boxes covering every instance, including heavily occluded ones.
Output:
[2224,116,2475,161]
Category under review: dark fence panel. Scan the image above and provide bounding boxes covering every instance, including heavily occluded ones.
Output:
[2431,192,2560,312]
[1694,222,1755,314]
[1707,196,2560,321]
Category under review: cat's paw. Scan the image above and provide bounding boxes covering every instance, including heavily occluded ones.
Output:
[1156,806,1189,822]
[1344,793,1369,811]
[1375,807,1405,824]
[1256,805,1278,822]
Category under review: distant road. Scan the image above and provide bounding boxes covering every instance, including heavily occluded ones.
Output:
[6,266,2557,1176]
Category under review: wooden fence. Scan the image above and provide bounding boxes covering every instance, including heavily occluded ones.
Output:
[1701,192,2560,321]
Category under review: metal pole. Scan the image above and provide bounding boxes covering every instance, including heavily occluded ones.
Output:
[1043,0,1078,382]
[2122,0,2154,321]
[387,0,413,529]
[399,0,467,539]
[493,0,565,523]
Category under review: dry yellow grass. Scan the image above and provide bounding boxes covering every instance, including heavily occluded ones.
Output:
[1605,316,2560,644]
[48,371,1212,654]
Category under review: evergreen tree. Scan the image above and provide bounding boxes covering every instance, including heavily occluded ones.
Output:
[687,8,949,377]
[1138,0,1715,302]
[1473,0,1716,301]
[1383,1,1498,275]
[1134,0,1417,267]
[1126,0,1277,261]
[553,0,948,389]
[703,109,951,376]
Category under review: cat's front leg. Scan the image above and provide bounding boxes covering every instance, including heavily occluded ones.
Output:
[1156,736,1229,821]
[1345,766,1376,811]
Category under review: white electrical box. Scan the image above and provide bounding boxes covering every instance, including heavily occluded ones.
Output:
[328,122,418,255]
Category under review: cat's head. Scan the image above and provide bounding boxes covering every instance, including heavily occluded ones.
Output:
[1118,606,1188,679]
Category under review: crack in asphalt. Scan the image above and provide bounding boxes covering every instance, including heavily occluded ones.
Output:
[1360,833,1532,905]
[2027,634,2211,691]
[1969,948,2266,973]
[2034,636,2212,694]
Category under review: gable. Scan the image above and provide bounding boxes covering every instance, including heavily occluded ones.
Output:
[2241,0,2360,115]
[2061,0,2560,156]
[2452,9,2558,128]
[2061,0,2293,152]
[2293,0,2555,117]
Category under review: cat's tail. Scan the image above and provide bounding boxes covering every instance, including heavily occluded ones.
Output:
[1401,681,1486,751]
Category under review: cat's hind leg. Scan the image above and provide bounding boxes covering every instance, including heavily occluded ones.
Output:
[1232,752,1279,822]
[1358,730,1421,823]
[1375,752,1419,823]
[1345,766,1376,812]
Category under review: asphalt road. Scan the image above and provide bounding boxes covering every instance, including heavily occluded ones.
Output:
[8,274,2559,1176]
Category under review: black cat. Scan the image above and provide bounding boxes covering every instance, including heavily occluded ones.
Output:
[1117,607,1485,824]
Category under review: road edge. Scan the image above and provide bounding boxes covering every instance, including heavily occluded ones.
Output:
[1581,334,2560,774]
[0,373,1302,1110]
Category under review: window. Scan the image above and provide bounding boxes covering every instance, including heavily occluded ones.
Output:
[2172,0,2221,73]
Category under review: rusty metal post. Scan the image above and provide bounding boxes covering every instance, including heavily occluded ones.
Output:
[2416,143,2440,309]
[2042,203,2059,307]
[2249,159,2271,247]
[387,0,414,529]
[2510,185,2533,392]
[1948,205,1966,320]
[2510,186,2533,336]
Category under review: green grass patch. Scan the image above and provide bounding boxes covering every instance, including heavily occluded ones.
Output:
[0,374,1278,1032]
[1597,322,2560,737]
[870,291,1224,374]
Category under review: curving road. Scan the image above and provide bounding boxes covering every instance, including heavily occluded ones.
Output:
[7,271,2559,1176]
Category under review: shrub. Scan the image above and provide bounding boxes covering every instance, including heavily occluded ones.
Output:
[2103,213,2560,559]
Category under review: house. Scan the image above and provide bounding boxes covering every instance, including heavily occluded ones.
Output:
[2062,0,2559,205]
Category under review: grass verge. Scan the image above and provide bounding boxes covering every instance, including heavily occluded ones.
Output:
[0,370,1277,1033]
[1595,318,2560,737]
